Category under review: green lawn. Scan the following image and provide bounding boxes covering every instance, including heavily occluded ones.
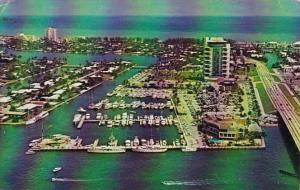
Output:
[255,82,276,113]
[253,76,261,82]
[249,66,261,82]
[249,66,258,76]
[278,84,300,111]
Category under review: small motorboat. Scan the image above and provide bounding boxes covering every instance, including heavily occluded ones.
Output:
[25,150,35,155]
[77,107,87,113]
[279,170,298,178]
[53,167,62,173]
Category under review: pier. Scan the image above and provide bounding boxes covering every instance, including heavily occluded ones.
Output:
[172,91,199,149]
[31,145,186,151]
[74,113,179,128]
[76,115,86,129]
[29,141,265,154]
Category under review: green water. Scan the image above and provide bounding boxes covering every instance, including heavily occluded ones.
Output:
[0,29,299,190]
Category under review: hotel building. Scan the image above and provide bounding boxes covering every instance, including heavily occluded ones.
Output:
[46,27,59,42]
[203,37,231,77]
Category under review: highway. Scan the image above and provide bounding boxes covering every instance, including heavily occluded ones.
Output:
[254,59,300,151]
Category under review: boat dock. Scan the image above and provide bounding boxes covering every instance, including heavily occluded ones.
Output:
[29,145,187,152]
[88,99,174,111]
[29,144,265,153]
[76,115,86,129]
[74,113,179,129]
[27,134,265,155]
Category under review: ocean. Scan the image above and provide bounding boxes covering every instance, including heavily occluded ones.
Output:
[0,16,299,190]
[0,16,300,42]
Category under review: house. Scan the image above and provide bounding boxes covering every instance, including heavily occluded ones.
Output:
[0,96,11,108]
[16,103,44,119]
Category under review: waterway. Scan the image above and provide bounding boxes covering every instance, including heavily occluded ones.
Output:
[0,50,298,190]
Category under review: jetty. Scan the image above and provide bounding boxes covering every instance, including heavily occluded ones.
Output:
[77,115,86,129]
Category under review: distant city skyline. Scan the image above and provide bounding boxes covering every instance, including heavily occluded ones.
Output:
[2,0,300,17]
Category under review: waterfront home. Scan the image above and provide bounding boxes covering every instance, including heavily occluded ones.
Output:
[16,103,44,120]
[11,88,40,99]
[0,113,9,122]
[70,82,83,89]
[53,89,65,96]
[87,75,102,86]
[0,96,11,108]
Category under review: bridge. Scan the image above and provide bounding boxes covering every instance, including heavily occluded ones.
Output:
[254,59,300,151]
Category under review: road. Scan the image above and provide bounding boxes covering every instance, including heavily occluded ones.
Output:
[254,59,300,151]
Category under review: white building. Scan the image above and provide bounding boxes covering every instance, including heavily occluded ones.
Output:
[293,41,300,53]
[46,27,59,42]
[203,37,231,78]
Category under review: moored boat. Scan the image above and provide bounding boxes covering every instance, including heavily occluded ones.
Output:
[77,107,87,113]
[181,147,197,152]
[26,111,49,125]
[25,149,36,155]
[87,146,126,153]
[73,114,82,125]
[132,145,167,153]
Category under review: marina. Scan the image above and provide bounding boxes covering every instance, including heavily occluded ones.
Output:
[27,134,188,153]
[88,99,174,110]
[0,5,299,189]
[73,112,178,128]
[27,133,265,154]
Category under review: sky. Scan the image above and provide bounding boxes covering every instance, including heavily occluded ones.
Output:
[1,0,300,16]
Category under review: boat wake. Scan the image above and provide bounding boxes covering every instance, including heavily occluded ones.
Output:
[51,178,103,182]
[162,179,236,186]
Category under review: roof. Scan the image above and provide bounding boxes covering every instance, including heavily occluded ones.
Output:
[248,122,262,132]
[12,88,39,94]
[17,103,42,111]
[204,116,242,131]
[53,89,65,95]
[70,82,82,88]
[0,111,25,116]
[0,96,11,103]
[287,57,297,63]
[206,37,227,43]
[293,41,300,46]
[42,94,60,100]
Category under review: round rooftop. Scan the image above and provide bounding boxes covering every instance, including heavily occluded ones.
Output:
[293,41,300,47]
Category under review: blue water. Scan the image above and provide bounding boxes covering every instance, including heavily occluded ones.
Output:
[0,16,300,41]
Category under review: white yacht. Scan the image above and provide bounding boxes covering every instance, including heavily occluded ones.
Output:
[53,167,62,173]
